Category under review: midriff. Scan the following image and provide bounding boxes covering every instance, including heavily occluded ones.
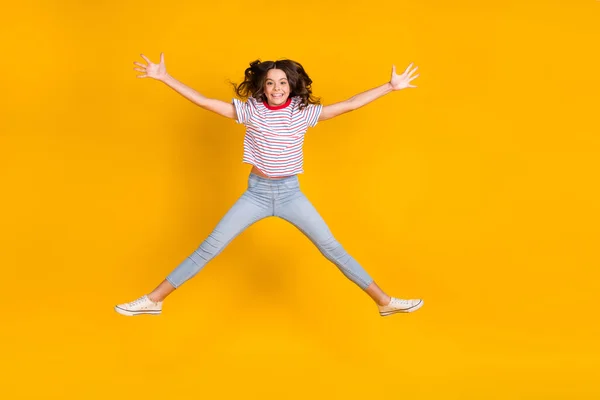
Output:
[250,165,293,179]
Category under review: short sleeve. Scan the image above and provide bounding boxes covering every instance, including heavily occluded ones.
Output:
[232,98,253,124]
[302,103,323,128]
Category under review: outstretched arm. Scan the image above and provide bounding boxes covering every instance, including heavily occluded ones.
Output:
[318,63,419,122]
[134,53,236,120]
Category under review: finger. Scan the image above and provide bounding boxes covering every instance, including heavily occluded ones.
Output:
[137,74,148,78]
[409,66,419,76]
[133,61,146,68]
[392,64,396,75]
[408,84,417,88]
[409,74,420,81]
[140,54,151,64]
[134,67,146,73]
[160,52,165,64]
[403,62,414,75]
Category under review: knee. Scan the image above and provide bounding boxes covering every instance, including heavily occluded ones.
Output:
[193,230,226,259]
[318,236,347,260]
[204,230,226,249]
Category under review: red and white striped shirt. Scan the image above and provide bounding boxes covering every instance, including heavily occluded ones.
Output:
[232,96,322,177]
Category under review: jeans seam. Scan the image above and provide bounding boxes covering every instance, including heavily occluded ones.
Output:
[168,211,270,287]
[281,218,372,290]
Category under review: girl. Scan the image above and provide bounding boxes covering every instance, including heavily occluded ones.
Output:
[115,53,422,317]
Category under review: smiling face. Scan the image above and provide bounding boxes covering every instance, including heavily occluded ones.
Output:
[263,68,290,106]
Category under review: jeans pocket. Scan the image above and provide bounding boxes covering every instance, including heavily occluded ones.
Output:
[248,174,260,189]
[283,177,300,191]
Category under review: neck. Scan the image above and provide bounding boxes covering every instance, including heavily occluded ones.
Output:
[263,96,292,110]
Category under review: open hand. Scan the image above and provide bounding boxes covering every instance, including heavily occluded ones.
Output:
[390,63,419,90]
[134,53,168,81]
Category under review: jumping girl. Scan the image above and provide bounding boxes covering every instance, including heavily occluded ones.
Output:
[115,53,423,317]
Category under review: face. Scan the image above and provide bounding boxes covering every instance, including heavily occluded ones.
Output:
[263,68,290,106]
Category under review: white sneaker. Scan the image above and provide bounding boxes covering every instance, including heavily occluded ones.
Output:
[115,295,162,316]
[378,297,423,316]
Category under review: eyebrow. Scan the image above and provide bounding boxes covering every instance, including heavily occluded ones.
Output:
[265,78,288,81]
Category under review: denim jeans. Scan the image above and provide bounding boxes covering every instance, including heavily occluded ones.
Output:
[166,173,374,290]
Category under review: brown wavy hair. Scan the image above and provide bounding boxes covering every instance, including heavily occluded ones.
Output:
[232,59,320,110]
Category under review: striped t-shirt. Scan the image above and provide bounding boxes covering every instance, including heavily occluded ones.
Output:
[232,96,322,177]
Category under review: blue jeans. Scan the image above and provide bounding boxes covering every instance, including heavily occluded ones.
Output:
[166,173,374,290]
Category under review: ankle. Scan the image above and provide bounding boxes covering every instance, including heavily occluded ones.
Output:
[147,294,162,303]
[378,296,392,307]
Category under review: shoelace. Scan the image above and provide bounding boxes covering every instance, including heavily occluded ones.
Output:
[391,298,412,307]
[128,296,148,307]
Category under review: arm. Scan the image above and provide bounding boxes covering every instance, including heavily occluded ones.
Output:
[161,74,236,119]
[319,63,419,122]
[134,53,236,120]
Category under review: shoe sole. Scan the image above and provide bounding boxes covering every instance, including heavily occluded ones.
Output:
[379,299,424,316]
[114,306,161,316]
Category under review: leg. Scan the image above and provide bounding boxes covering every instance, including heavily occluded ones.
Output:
[276,190,389,305]
[364,282,392,306]
[157,190,272,298]
[148,193,270,301]
[149,191,271,302]
[276,190,423,314]
[115,178,274,316]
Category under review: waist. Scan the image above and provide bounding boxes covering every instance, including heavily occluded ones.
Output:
[250,165,296,180]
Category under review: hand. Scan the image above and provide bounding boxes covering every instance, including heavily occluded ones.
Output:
[390,63,419,90]
[134,53,168,81]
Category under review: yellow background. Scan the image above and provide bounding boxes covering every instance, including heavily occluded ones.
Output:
[1,0,599,398]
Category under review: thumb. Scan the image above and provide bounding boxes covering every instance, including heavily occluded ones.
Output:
[160,52,165,64]
[392,64,396,74]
